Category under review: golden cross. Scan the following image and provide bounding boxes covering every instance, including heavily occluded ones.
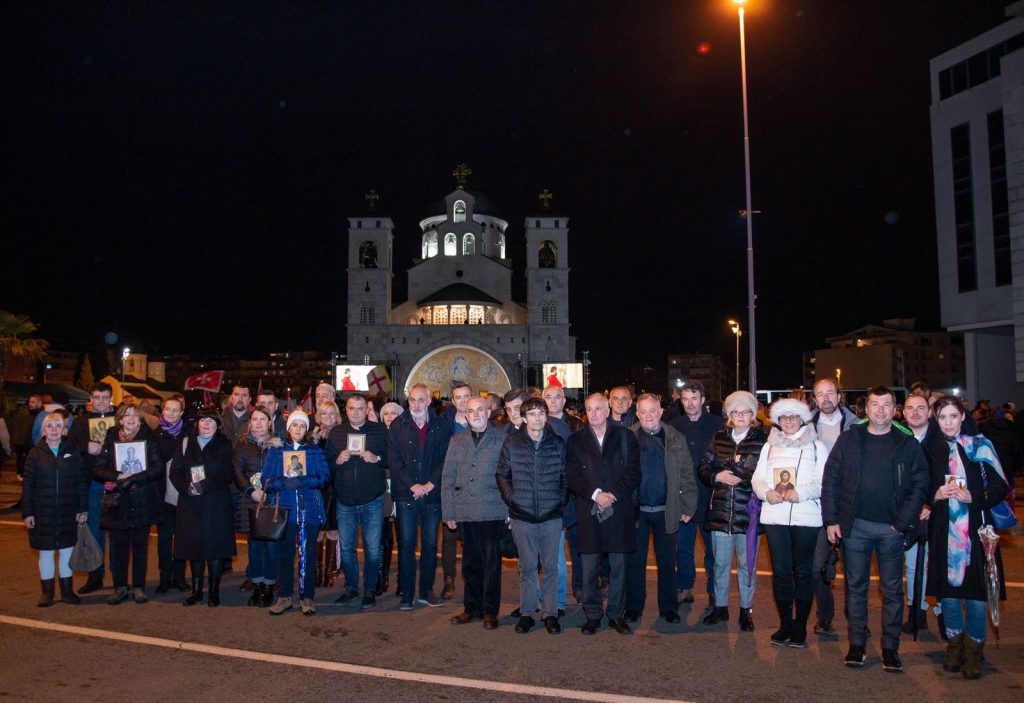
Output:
[453,163,472,189]
[538,188,553,210]
[365,189,379,210]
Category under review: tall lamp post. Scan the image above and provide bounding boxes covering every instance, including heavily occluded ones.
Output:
[734,0,757,392]
[728,320,742,390]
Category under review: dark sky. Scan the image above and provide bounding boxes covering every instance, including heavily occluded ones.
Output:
[1,1,1011,388]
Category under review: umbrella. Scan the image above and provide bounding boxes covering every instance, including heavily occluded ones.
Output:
[912,520,928,642]
[978,524,1001,646]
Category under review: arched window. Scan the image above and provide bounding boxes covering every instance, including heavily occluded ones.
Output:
[423,232,437,259]
[539,240,558,268]
[462,233,475,255]
[444,233,457,256]
[497,233,506,259]
[453,200,466,223]
[359,240,378,268]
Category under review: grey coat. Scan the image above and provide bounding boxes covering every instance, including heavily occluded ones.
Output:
[441,427,508,524]
[631,422,698,535]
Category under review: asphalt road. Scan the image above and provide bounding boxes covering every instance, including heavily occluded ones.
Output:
[1,465,1023,703]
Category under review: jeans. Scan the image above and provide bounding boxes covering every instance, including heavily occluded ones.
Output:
[626,511,677,614]
[108,526,151,589]
[87,482,107,579]
[338,495,384,594]
[904,541,928,610]
[675,520,714,592]
[276,520,321,599]
[941,598,987,641]
[582,552,627,620]
[156,502,186,584]
[711,531,756,608]
[764,524,817,603]
[461,520,505,617]
[842,518,905,649]
[812,527,835,620]
[510,518,562,618]
[246,535,278,584]
[396,500,441,601]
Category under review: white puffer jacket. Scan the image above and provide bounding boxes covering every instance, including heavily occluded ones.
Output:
[752,425,826,527]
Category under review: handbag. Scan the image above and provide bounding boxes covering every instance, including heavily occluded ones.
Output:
[69,523,104,573]
[249,495,289,541]
[980,463,1017,530]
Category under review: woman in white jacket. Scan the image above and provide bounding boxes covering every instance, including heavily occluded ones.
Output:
[752,398,826,649]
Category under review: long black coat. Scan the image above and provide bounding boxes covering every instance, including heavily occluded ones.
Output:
[22,438,89,550]
[93,425,163,530]
[170,434,237,561]
[699,426,766,534]
[566,424,641,554]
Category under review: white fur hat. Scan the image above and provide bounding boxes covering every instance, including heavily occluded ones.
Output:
[769,398,812,424]
[286,410,310,431]
[723,391,758,418]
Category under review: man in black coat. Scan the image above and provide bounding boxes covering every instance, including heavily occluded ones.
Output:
[567,393,641,635]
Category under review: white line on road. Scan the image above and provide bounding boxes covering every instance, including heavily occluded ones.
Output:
[0,614,689,703]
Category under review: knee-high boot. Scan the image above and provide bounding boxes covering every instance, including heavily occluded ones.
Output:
[207,560,223,607]
[770,599,793,645]
[376,522,394,597]
[324,537,338,588]
[184,561,204,606]
[790,600,813,648]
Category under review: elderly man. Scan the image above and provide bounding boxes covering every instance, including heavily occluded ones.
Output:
[608,386,638,427]
[443,396,507,630]
[568,393,641,635]
[624,393,697,624]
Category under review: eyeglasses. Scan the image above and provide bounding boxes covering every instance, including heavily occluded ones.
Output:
[728,409,753,417]
[778,415,802,422]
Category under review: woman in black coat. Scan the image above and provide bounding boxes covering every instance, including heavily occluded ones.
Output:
[94,403,163,604]
[22,411,89,607]
[170,406,237,607]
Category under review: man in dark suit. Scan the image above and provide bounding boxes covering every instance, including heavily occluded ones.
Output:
[567,393,641,635]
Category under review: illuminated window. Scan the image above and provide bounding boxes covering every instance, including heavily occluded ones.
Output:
[450,305,467,324]
[433,306,448,325]
[454,200,466,223]
[463,233,475,255]
[468,305,484,324]
[497,233,506,259]
[423,232,438,259]
[444,233,457,256]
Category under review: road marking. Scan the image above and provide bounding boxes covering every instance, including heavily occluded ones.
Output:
[0,614,689,703]
[2,520,1023,587]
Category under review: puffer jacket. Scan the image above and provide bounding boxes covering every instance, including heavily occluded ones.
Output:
[751,425,826,527]
[262,441,329,525]
[22,438,89,550]
[232,434,275,533]
[699,425,766,534]
[496,423,566,523]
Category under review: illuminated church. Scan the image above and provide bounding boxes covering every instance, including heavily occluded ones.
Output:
[346,166,575,398]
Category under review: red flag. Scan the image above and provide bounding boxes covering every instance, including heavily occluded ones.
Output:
[184,370,224,391]
[299,386,313,413]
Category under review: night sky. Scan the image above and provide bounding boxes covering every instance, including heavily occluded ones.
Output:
[1,1,1011,389]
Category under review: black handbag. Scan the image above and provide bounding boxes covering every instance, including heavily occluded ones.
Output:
[249,496,289,541]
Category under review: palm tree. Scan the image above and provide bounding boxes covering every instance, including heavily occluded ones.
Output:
[0,311,49,393]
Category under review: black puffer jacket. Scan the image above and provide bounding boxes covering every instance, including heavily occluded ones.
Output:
[232,435,274,533]
[22,438,89,550]
[496,423,566,523]
[699,426,766,534]
[93,425,163,530]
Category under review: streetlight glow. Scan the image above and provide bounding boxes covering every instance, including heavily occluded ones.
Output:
[729,320,743,390]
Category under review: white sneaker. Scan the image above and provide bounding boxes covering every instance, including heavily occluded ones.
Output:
[269,597,293,615]
[299,598,316,616]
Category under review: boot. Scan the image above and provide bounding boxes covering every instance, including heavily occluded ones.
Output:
[58,577,81,605]
[37,579,55,608]
[323,538,338,588]
[316,539,326,588]
[942,633,965,673]
[790,600,813,648]
[208,574,221,607]
[770,599,793,646]
[259,583,276,607]
[739,607,754,632]
[184,577,204,606]
[78,570,104,595]
[155,577,172,595]
[962,637,984,680]
[376,526,393,597]
[442,575,456,600]
[247,583,262,607]
[702,606,729,625]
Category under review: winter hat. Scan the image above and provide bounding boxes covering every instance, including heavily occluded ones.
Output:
[722,391,758,418]
[286,410,310,431]
[769,398,813,424]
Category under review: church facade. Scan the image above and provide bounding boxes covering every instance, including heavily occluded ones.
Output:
[345,177,575,399]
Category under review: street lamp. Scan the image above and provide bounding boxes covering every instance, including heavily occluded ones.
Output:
[835,367,842,390]
[734,0,758,391]
[121,347,130,383]
[729,320,742,390]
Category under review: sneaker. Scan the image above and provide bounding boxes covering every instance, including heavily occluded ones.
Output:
[269,597,293,615]
[299,599,316,616]
[814,618,836,635]
[399,599,414,611]
[844,645,866,668]
[418,592,444,607]
[334,589,360,606]
[107,586,131,605]
[132,588,149,604]
[361,595,376,610]
[881,648,903,673]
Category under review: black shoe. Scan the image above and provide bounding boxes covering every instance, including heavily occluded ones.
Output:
[937,612,948,642]
[184,577,203,607]
[207,576,221,607]
[581,618,601,635]
[844,645,866,668]
[247,583,263,607]
[662,610,681,624]
[813,618,836,635]
[361,595,376,610]
[78,572,104,595]
[739,607,754,632]
[623,609,641,623]
[703,607,729,625]
[543,616,561,634]
[509,607,522,618]
[610,617,632,635]
[155,579,172,595]
[37,579,55,608]
[558,608,565,618]
[515,616,535,634]
[882,648,903,673]
[222,560,233,574]
[334,589,360,606]
[174,578,190,592]
[788,625,808,648]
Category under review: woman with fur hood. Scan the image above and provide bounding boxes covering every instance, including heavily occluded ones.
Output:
[752,398,827,648]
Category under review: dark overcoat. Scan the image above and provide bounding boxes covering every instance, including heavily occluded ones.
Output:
[170,433,237,561]
[22,438,89,550]
[566,424,641,554]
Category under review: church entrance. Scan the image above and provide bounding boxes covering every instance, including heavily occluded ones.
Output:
[403,344,512,398]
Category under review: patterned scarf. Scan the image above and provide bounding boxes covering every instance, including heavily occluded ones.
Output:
[945,440,970,587]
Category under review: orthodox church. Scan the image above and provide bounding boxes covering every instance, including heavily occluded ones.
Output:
[346,166,575,398]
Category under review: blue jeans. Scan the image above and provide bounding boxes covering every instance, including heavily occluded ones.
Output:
[676,520,714,592]
[87,482,107,579]
[246,536,278,584]
[941,598,987,641]
[842,518,905,649]
[711,531,756,608]
[338,495,384,594]
[396,500,441,601]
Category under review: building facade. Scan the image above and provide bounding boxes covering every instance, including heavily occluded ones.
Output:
[346,180,575,399]
[930,2,1024,404]
[667,353,726,402]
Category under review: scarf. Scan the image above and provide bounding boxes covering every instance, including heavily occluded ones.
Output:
[766,423,817,449]
[118,426,140,443]
[160,415,184,437]
[945,439,970,587]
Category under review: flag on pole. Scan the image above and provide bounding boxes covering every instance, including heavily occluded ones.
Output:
[366,365,392,395]
[184,370,224,391]
[256,378,264,400]
[300,386,313,413]
[203,390,213,406]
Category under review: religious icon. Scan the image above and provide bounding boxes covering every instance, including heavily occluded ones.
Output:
[190,466,206,483]
[284,450,307,478]
[116,441,147,475]
[773,467,797,498]
[89,417,111,443]
[945,474,966,490]
[347,434,366,453]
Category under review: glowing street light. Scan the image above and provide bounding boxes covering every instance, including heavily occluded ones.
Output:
[729,320,743,390]
[121,347,130,383]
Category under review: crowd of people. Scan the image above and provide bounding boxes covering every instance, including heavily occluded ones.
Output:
[9,376,1018,681]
